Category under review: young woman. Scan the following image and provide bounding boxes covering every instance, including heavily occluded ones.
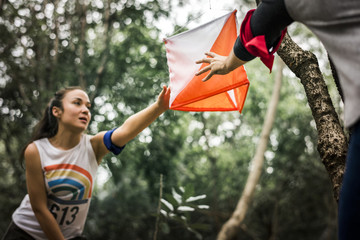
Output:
[2,85,170,240]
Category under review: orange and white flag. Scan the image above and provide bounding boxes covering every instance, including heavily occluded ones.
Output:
[164,10,249,112]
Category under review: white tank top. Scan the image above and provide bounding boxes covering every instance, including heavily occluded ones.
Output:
[12,134,98,240]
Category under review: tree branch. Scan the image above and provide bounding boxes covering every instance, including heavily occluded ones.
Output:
[153,174,163,240]
[217,58,284,240]
[277,34,347,201]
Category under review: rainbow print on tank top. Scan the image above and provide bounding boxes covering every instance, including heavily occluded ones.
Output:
[44,163,93,201]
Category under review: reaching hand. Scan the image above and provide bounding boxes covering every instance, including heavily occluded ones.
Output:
[157,85,171,112]
[195,52,230,82]
[195,51,247,82]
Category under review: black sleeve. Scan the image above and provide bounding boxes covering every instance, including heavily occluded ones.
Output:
[233,0,294,61]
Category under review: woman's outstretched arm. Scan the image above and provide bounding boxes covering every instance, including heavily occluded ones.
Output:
[92,86,170,163]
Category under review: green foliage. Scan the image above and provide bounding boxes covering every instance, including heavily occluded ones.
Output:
[159,185,210,239]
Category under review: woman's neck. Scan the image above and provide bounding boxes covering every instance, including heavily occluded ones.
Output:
[49,129,82,150]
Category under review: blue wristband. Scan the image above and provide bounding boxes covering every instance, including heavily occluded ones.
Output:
[103,128,125,155]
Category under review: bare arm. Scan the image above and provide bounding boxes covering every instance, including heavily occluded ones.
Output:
[25,143,65,240]
[112,85,170,146]
[91,85,171,163]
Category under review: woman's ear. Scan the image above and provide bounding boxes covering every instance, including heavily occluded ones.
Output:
[52,106,62,118]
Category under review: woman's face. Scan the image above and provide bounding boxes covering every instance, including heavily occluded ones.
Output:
[56,89,92,132]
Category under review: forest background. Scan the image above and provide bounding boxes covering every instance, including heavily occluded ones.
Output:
[0,0,344,239]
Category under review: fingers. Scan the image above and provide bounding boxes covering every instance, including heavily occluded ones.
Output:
[202,71,214,82]
[195,66,214,82]
[195,52,218,81]
[159,85,166,96]
[160,85,171,98]
[205,52,216,58]
[159,85,171,110]
[162,85,170,92]
[158,86,167,100]
[195,52,215,64]
[164,85,171,96]
[195,65,211,76]
[195,58,211,64]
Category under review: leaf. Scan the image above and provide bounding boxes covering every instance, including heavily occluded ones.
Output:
[177,206,195,212]
[185,194,206,203]
[197,205,210,209]
[161,198,174,212]
[183,183,195,200]
[171,214,187,224]
[172,187,182,204]
[160,209,168,216]
[164,193,180,208]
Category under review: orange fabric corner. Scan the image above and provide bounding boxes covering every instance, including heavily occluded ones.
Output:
[166,10,250,113]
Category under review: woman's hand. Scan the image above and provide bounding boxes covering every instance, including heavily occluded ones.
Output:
[156,85,171,112]
[195,50,247,82]
[195,52,230,82]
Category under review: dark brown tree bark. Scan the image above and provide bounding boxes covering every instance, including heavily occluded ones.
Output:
[328,56,344,103]
[277,34,347,201]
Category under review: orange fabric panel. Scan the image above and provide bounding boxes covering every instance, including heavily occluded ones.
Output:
[165,10,250,112]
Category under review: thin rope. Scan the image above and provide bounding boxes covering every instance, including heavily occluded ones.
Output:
[166,11,208,37]
[165,0,216,37]
[164,1,235,38]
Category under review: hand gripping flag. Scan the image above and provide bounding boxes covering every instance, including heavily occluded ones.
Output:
[164,10,249,112]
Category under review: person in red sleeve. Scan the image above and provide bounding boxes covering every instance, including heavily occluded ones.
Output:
[195,0,360,239]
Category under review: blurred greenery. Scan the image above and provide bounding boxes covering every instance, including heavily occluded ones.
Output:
[0,0,338,239]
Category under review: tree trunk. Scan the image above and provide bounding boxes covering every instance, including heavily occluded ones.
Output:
[268,201,279,240]
[217,58,284,240]
[277,34,347,201]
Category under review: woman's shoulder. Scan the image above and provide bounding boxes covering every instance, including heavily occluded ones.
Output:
[24,142,40,163]
[25,142,38,154]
